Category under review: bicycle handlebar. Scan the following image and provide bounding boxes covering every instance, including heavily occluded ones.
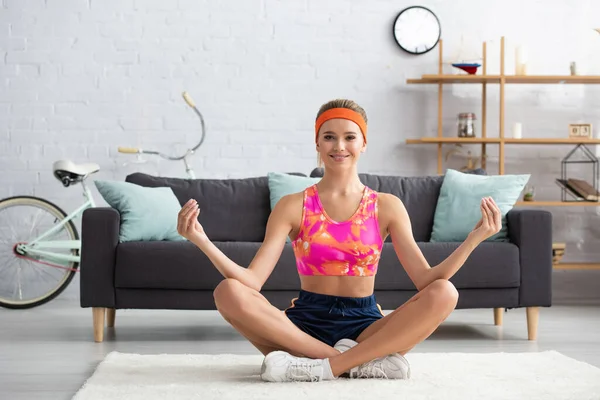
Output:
[118,91,206,161]
[182,92,195,108]
[118,147,140,154]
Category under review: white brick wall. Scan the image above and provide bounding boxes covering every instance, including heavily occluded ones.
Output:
[2,0,600,300]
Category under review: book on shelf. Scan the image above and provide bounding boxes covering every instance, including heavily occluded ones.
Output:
[555,179,585,201]
[566,178,600,201]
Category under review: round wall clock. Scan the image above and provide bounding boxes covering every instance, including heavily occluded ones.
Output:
[393,6,441,55]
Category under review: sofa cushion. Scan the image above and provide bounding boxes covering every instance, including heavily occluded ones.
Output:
[114,241,301,291]
[114,240,519,292]
[125,173,271,242]
[375,241,520,290]
[309,167,486,178]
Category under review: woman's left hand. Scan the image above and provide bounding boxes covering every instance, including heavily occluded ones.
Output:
[469,197,502,243]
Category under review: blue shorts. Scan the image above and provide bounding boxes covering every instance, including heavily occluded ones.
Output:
[284,290,384,347]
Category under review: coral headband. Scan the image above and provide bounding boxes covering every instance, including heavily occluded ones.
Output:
[315,108,367,144]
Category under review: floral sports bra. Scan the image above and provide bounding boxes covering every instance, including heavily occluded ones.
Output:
[291,184,383,277]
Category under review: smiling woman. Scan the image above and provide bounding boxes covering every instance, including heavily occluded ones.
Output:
[177,96,503,383]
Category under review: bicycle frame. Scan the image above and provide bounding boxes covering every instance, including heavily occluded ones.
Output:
[16,181,96,265]
[117,91,203,180]
[182,152,196,179]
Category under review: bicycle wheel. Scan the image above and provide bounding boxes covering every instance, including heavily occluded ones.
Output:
[0,196,79,309]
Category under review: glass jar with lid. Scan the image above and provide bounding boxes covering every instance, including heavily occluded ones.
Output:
[457,113,476,137]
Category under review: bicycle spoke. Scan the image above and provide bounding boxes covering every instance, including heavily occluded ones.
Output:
[0,255,20,275]
[0,251,15,264]
[16,264,23,300]
[8,216,19,241]
[0,257,18,291]
[29,208,43,237]
[28,257,65,282]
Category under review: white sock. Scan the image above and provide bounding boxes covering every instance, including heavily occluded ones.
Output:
[321,358,336,380]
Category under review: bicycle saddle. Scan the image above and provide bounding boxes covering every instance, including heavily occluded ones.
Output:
[53,160,100,187]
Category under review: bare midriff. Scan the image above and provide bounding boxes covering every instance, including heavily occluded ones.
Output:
[299,275,376,298]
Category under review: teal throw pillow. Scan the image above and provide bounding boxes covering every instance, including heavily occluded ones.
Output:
[431,169,530,242]
[267,172,321,242]
[94,180,185,243]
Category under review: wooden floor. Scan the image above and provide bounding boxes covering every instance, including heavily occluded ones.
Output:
[1,302,599,399]
[2,269,600,399]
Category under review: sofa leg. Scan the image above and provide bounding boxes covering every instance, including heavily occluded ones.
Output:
[526,307,539,341]
[106,308,116,328]
[93,307,106,343]
[493,308,503,326]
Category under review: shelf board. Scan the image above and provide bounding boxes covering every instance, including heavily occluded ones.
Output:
[506,75,600,84]
[406,74,600,85]
[407,75,501,84]
[553,263,600,270]
[505,138,600,144]
[406,137,501,144]
[515,201,600,207]
[407,138,600,145]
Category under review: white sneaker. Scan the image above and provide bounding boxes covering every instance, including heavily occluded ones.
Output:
[260,351,334,382]
[334,338,360,353]
[334,338,411,379]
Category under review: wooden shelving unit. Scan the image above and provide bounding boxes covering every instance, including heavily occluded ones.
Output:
[406,36,600,270]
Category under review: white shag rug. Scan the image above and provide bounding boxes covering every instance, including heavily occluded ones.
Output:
[72,351,600,400]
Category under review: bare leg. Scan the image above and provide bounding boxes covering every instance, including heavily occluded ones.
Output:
[213,278,339,359]
[328,279,459,377]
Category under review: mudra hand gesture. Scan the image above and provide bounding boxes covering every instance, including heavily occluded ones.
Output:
[177,199,208,244]
[470,196,502,243]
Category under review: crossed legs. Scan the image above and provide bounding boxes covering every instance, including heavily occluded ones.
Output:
[213,278,458,377]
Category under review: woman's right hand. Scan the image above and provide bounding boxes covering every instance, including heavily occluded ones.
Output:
[177,199,208,244]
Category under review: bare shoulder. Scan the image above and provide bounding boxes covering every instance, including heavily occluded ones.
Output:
[376,192,406,215]
[272,191,303,213]
[376,192,410,234]
[268,191,304,240]
[269,191,304,224]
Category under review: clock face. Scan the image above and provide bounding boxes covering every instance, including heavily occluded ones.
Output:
[393,6,441,55]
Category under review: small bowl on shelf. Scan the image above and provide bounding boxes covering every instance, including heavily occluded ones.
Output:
[452,63,481,75]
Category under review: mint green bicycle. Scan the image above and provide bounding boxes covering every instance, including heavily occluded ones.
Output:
[0,92,205,309]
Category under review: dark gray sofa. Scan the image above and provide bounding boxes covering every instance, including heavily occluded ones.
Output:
[80,172,553,343]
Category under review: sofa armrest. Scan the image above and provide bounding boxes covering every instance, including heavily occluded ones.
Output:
[80,207,120,308]
[507,209,553,307]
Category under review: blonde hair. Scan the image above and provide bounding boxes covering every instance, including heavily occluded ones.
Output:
[316,99,367,167]
[316,99,368,123]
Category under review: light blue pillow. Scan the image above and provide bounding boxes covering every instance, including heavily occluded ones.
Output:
[267,172,321,210]
[94,180,185,243]
[431,169,530,242]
